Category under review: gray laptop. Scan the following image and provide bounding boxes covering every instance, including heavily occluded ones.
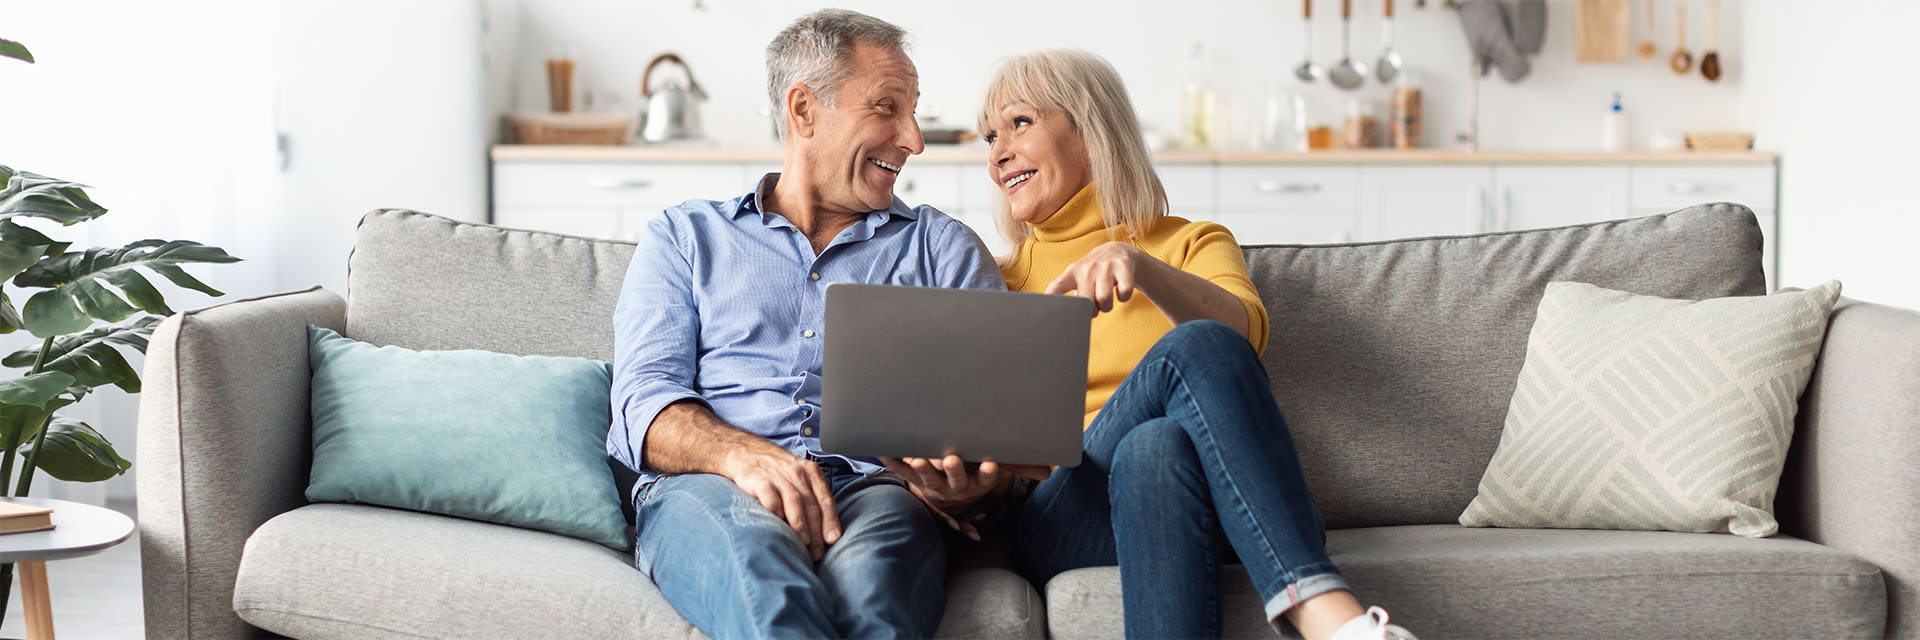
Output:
[821,284,1090,467]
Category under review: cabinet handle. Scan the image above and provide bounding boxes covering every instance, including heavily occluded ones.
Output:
[587,177,655,190]
[1667,180,1707,195]
[1254,180,1322,194]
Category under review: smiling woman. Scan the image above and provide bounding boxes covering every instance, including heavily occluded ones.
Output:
[935,49,1421,640]
[976,50,1163,256]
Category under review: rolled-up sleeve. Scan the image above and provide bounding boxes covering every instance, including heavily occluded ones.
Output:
[609,211,705,474]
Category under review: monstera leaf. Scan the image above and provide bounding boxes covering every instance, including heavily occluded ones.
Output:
[0,397,73,452]
[0,39,30,64]
[2,317,155,392]
[0,166,105,226]
[18,416,130,482]
[16,239,238,337]
[0,371,75,410]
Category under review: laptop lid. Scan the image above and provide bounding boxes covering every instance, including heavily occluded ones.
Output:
[821,284,1089,467]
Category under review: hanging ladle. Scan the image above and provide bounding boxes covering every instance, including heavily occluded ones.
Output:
[1294,0,1324,82]
[1376,0,1404,83]
[1330,0,1369,89]
[1700,0,1722,81]
[1669,2,1693,75]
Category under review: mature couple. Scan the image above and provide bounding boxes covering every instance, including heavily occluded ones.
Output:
[608,9,1415,640]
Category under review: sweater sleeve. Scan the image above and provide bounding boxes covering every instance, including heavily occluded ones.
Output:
[1175,222,1270,355]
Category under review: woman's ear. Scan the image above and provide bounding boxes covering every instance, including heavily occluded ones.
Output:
[785,83,817,138]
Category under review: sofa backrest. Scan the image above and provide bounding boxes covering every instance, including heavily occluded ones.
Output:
[348,209,636,361]
[1245,203,1764,528]
[348,204,1766,529]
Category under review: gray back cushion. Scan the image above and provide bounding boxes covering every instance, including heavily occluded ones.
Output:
[348,209,635,361]
[348,204,1765,529]
[1247,203,1765,529]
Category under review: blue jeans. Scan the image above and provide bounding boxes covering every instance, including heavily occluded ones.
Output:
[1013,320,1349,638]
[633,457,946,639]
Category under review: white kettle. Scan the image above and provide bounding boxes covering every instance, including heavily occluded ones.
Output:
[638,53,707,143]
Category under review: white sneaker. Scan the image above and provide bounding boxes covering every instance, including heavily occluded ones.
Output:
[1328,606,1418,640]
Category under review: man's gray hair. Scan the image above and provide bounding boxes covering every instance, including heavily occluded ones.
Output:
[765,9,909,138]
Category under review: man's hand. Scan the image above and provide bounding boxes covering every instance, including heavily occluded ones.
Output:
[720,443,842,562]
[884,454,1052,540]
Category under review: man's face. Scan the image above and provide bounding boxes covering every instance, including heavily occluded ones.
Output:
[799,42,925,214]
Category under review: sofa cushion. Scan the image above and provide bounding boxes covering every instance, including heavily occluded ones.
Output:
[1242,204,1767,529]
[234,504,1045,639]
[305,326,628,549]
[347,209,637,360]
[1460,280,1842,538]
[1043,524,1885,639]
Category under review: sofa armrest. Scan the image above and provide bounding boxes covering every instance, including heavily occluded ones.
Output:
[138,287,345,640]
[1779,295,1920,639]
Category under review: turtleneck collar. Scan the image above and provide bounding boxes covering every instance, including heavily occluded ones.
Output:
[1029,183,1109,242]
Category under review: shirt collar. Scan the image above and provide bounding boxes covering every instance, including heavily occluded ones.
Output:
[736,172,921,226]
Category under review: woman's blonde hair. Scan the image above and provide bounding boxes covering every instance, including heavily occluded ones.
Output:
[977,49,1167,259]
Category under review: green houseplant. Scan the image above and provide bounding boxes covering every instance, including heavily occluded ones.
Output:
[0,36,241,620]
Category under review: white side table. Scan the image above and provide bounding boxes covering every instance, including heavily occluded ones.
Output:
[0,498,135,640]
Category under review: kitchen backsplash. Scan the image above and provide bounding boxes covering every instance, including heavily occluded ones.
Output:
[501,0,1744,151]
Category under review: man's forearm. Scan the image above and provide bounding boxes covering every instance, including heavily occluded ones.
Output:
[641,400,776,476]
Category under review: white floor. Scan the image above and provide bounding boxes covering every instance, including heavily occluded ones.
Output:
[0,499,142,639]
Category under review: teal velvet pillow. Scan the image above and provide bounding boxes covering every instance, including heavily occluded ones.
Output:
[306,326,628,549]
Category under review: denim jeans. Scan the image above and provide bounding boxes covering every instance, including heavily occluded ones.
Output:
[1013,320,1348,638]
[633,457,946,639]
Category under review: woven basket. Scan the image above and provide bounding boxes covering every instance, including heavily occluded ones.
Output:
[1684,132,1754,151]
[506,112,634,145]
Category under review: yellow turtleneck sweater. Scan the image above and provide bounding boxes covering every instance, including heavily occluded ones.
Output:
[1001,184,1269,429]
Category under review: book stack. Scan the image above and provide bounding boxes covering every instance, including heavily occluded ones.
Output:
[0,501,54,535]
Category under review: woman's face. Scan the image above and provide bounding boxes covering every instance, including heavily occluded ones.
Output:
[983,102,1091,225]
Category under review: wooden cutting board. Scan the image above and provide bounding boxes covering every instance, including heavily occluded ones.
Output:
[1575,0,1633,62]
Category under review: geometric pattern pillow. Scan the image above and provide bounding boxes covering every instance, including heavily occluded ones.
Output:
[1460,280,1842,537]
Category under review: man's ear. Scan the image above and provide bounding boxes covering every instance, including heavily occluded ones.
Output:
[785,82,818,138]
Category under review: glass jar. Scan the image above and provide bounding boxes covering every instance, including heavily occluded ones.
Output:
[1391,84,1423,149]
[1342,99,1380,149]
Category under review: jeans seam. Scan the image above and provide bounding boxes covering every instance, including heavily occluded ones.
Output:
[1158,357,1290,589]
[649,481,777,640]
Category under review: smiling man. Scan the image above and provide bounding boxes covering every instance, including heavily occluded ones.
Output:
[606,9,1004,639]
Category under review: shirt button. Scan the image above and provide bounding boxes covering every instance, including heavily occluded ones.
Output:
[809,272,821,281]
[803,329,816,338]
[802,427,815,437]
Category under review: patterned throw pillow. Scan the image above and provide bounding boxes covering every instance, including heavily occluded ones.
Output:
[1460,280,1842,537]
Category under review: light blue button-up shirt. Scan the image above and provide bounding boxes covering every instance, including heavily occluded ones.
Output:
[609,173,1006,496]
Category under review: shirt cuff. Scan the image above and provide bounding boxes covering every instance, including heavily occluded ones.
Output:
[617,388,707,475]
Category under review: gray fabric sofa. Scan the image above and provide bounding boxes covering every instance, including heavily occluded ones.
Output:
[138,204,1920,639]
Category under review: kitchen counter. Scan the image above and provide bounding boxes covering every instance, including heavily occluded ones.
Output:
[492,144,1777,165]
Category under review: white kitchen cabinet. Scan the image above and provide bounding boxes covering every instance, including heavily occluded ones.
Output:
[1203,165,1357,244]
[494,162,745,212]
[493,150,1779,287]
[1160,164,1216,218]
[1356,166,1494,241]
[1494,165,1632,232]
[1630,165,1777,212]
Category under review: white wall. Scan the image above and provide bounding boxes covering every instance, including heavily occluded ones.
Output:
[1740,2,1920,309]
[0,2,281,503]
[509,0,1745,151]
